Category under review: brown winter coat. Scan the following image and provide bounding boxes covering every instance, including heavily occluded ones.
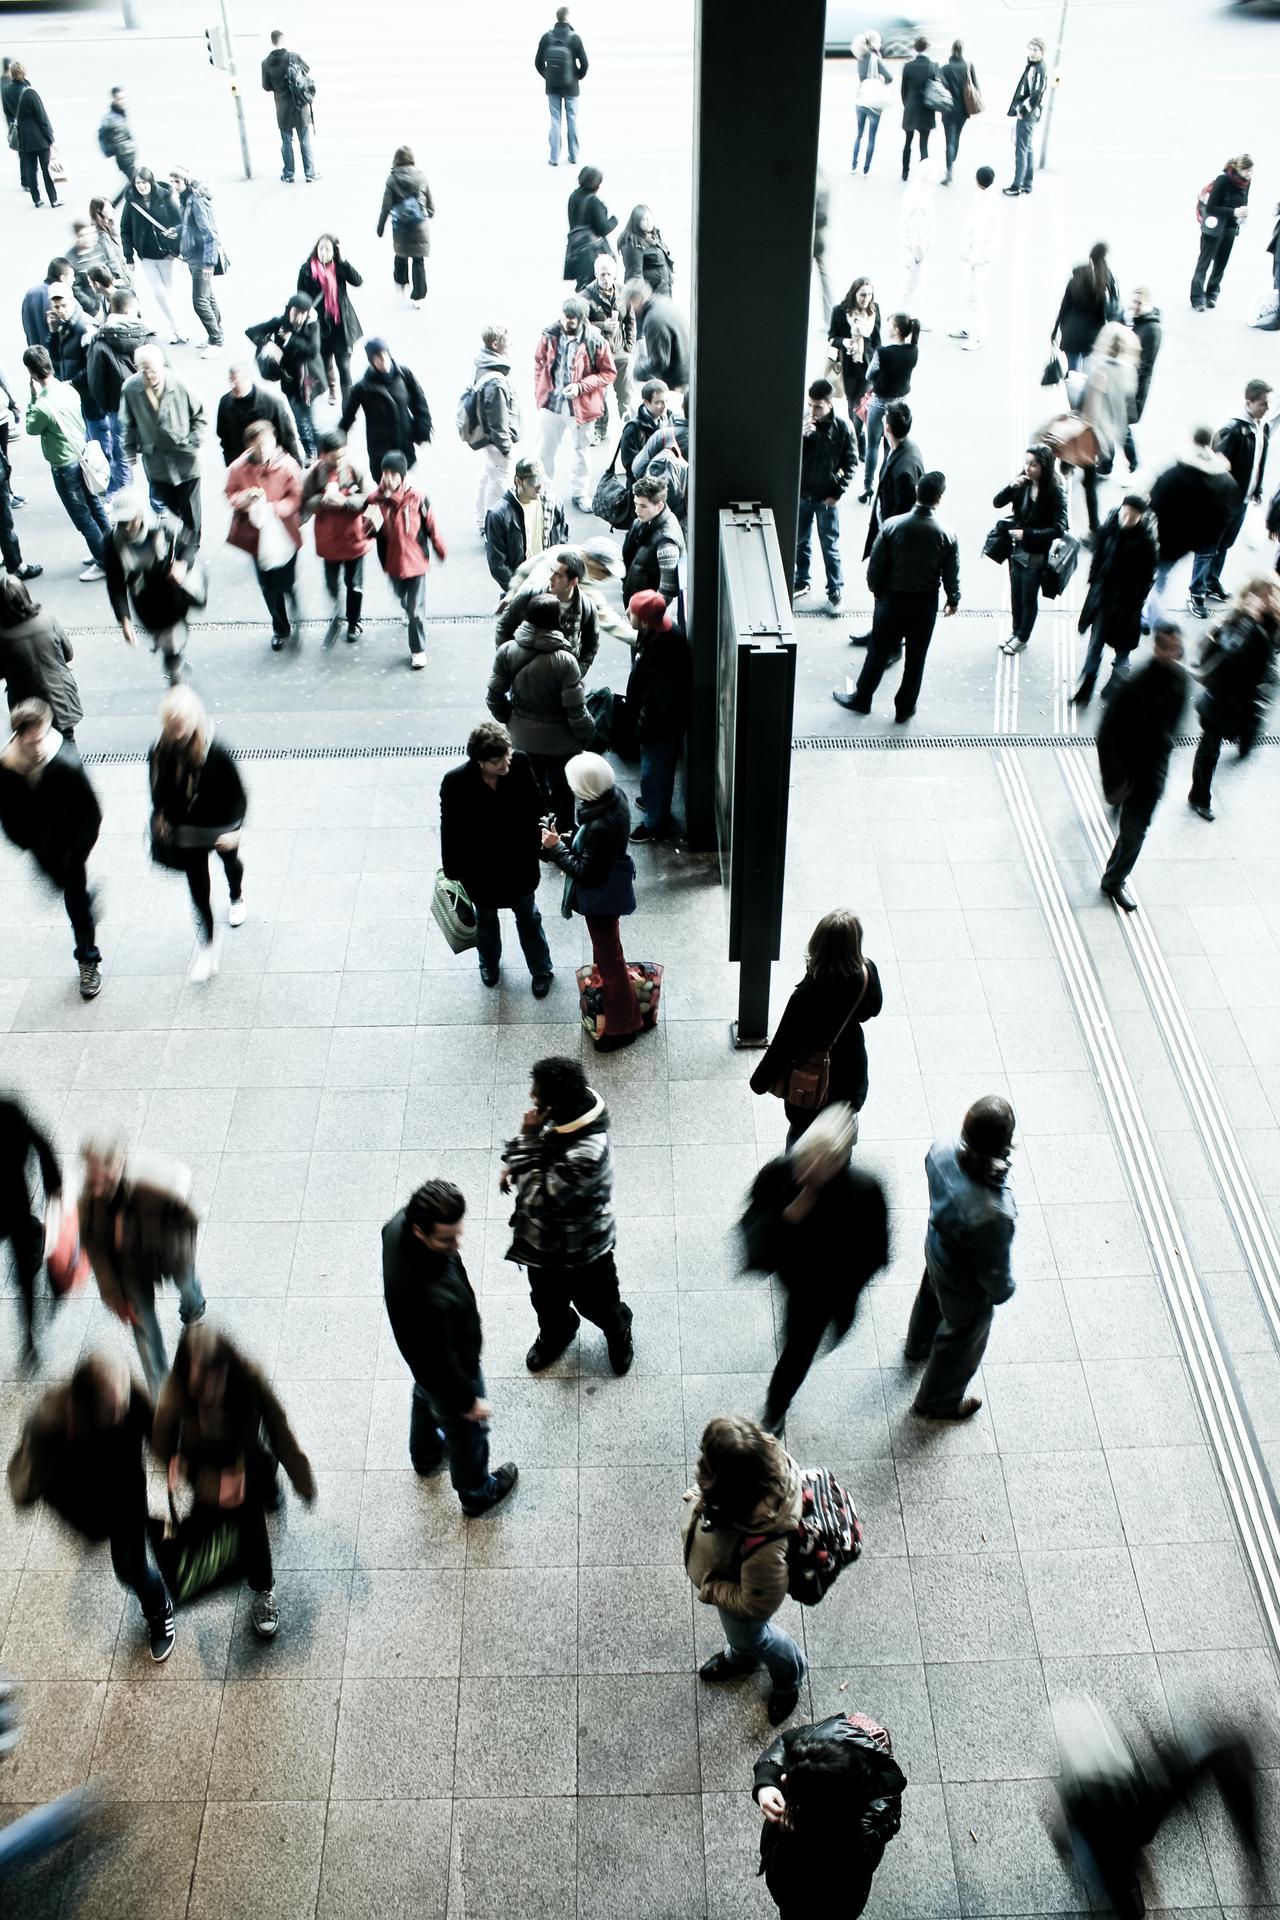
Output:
[153,1354,315,1509]
[681,1448,803,1621]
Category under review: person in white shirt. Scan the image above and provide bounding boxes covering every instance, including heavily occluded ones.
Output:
[951,166,999,350]
[900,156,942,323]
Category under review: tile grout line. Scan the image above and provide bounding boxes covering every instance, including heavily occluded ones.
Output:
[997,746,1280,1657]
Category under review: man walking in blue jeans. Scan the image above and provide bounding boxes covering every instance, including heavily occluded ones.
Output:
[381,1180,518,1517]
[535,7,588,166]
[794,378,855,615]
[1004,37,1046,196]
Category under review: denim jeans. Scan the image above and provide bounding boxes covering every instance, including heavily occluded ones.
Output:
[639,737,681,832]
[392,574,426,654]
[475,892,553,979]
[548,93,579,165]
[289,392,318,459]
[52,463,109,565]
[86,412,131,494]
[716,1606,806,1691]
[110,1517,169,1620]
[45,854,100,963]
[795,497,843,599]
[943,111,963,173]
[1190,501,1246,598]
[188,265,222,346]
[131,1268,207,1396]
[906,1266,994,1414]
[278,115,316,181]
[410,1379,496,1512]
[851,106,880,172]
[862,395,888,495]
[1013,116,1035,190]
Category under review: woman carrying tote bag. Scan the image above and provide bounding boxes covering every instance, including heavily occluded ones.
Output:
[750,909,883,1148]
[541,752,645,1052]
[851,32,892,176]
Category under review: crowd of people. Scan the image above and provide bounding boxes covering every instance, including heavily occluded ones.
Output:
[0,12,1278,1910]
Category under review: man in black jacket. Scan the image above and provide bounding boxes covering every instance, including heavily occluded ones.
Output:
[625,588,691,842]
[620,379,669,479]
[862,401,923,565]
[795,378,854,615]
[1148,429,1238,617]
[245,294,326,459]
[0,698,103,997]
[261,30,316,184]
[1096,621,1188,912]
[0,1095,61,1366]
[215,361,302,466]
[1189,379,1272,615]
[1123,288,1162,470]
[1192,157,1252,311]
[535,7,588,166]
[484,455,570,594]
[836,471,960,722]
[86,290,152,494]
[381,1181,517,1515]
[1072,495,1158,705]
[1004,37,1046,195]
[96,87,136,192]
[439,722,554,993]
[339,337,431,486]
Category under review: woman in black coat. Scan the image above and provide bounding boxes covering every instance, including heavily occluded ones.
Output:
[940,39,978,183]
[750,909,883,1146]
[297,234,364,405]
[10,63,58,209]
[992,446,1069,654]
[1071,498,1158,705]
[438,724,554,992]
[149,685,248,967]
[0,577,82,739]
[619,205,674,297]
[541,753,645,1051]
[1188,577,1280,819]
[1052,243,1120,370]
[564,166,617,290]
[753,1712,906,1919]
[899,38,941,180]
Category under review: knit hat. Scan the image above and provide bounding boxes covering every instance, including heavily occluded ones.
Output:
[364,337,390,360]
[109,487,149,525]
[380,450,408,476]
[565,752,615,801]
[582,537,624,578]
[627,590,672,631]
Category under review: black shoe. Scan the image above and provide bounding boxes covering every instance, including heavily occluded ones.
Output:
[1205,583,1228,603]
[767,1685,802,1727]
[531,972,554,998]
[912,1395,983,1420]
[847,632,872,647]
[346,623,363,642]
[270,633,286,652]
[1069,680,1095,707]
[607,1305,635,1376]
[1188,797,1215,822]
[479,964,500,987]
[833,692,871,713]
[1204,295,1219,310]
[526,1321,579,1372]
[1002,185,1021,197]
[893,708,915,724]
[1188,597,1208,620]
[595,1029,639,1052]
[1191,300,1206,313]
[699,1652,747,1683]
[857,490,872,504]
[1102,882,1138,913]
[15,563,42,581]
[466,1462,518,1515]
[630,824,658,844]
[149,1599,176,1663]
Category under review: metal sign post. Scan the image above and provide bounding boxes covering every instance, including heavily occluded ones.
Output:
[207,2,252,180]
[1038,0,1070,173]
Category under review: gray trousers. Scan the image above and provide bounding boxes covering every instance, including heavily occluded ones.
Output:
[905,1267,993,1415]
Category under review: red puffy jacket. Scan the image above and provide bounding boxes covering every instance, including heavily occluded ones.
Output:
[533,323,617,425]
[371,480,447,580]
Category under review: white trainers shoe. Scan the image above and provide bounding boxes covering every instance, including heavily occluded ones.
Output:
[410,654,427,670]
[228,897,247,928]
[188,932,223,982]
[78,561,107,583]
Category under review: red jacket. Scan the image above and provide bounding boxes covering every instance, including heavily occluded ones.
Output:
[224,450,304,559]
[371,480,447,580]
[300,453,375,562]
[533,323,617,425]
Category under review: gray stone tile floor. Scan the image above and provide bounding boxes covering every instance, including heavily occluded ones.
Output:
[2,746,1280,1918]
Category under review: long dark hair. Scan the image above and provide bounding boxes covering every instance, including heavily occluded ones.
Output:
[0,576,40,625]
[889,312,920,347]
[307,232,344,271]
[695,1416,787,1524]
[805,910,865,983]
[620,203,660,250]
[840,275,876,316]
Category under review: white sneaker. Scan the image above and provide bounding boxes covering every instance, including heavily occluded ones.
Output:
[188,932,222,982]
[228,897,247,928]
[78,562,106,583]
[962,338,982,351]
[410,654,427,670]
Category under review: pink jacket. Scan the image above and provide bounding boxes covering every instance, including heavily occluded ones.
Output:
[225,450,304,559]
[533,323,617,426]
[371,480,447,581]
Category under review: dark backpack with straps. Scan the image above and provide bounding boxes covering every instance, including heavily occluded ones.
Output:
[283,55,316,113]
[743,1467,864,1607]
[541,38,575,91]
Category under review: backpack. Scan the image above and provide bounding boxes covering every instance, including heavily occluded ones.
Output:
[743,1467,864,1608]
[456,375,497,449]
[391,192,426,232]
[646,432,688,516]
[283,55,316,112]
[97,121,115,158]
[541,38,575,91]
[1195,180,1214,227]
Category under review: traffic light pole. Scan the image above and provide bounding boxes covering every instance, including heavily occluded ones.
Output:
[219,0,252,180]
[1038,0,1070,172]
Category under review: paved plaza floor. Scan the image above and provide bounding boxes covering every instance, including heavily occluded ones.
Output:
[3,741,1280,1919]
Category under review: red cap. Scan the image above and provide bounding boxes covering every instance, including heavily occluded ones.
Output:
[627,589,672,631]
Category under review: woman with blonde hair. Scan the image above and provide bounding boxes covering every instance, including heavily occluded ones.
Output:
[149,684,248,979]
[850,31,892,176]
[750,909,883,1146]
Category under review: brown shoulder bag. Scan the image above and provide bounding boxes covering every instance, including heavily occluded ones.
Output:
[772,971,870,1113]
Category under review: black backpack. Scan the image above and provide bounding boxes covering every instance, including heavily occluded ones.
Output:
[542,37,575,91]
[284,55,316,112]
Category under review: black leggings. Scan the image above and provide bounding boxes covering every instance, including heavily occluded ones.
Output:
[1009,560,1044,642]
[20,147,56,205]
[323,347,352,404]
[179,845,245,942]
[2,1210,43,1345]
[394,255,427,300]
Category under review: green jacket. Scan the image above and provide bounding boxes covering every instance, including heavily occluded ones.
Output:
[25,378,86,470]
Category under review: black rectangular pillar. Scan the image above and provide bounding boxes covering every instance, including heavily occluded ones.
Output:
[685,0,826,850]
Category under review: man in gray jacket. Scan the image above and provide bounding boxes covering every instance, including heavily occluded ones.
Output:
[905,1096,1017,1419]
[120,343,206,545]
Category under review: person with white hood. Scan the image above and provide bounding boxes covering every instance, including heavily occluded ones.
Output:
[104,487,205,684]
[950,166,999,350]
[539,751,644,1050]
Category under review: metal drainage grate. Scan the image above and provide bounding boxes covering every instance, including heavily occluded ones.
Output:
[64,614,496,638]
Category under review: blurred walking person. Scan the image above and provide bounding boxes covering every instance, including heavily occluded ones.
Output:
[564,164,616,290]
[105,489,205,685]
[540,754,646,1050]
[0,1094,62,1368]
[224,420,304,653]
[370,451,447,668]
[850,33,892,176]
[1192,156,1252,312]
[754,1711,906,1916]
[501,1054,634,1370]
[296,235,362,405]
[0,576,82,742]
[79,1133,206,1394]
[992,447,1069,655]
[154,1323,315,1639]
[382,1180,518,1513]
[487,593,595,828]
[301,429,374,645]
[685,1416,807,1726]
[0,699,102,998]
[149,685,248,979]
[1148,428,1238,619]
[1187,577,1280,821]
[951,167,998,349]
[750,909,883,1144]
[939,39,978,184]
[905,1096,1018,1418]
[340,337,433,482]
[742,1104,889,1434]
[440,721,555,994]
[1096,621,1189,911]
[1080,323,1141,537]
[465,325,522,534]
[1071,494,1158,706]
[1122,287,1162,470]
[120,344,206,546]
[96,87,137,195]
[376,145,433,307]
[8,1353,176,1660]
[1051,242,1121,373]
[168,166,224,353]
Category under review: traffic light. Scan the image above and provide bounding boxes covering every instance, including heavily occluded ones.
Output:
[205,24,229,71]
